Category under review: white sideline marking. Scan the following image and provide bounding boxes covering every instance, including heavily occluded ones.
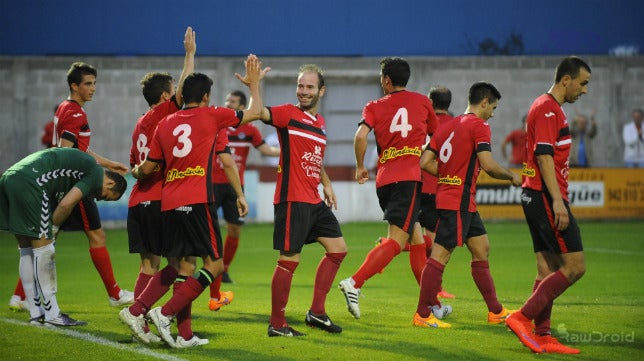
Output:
[585,247,644,256]
[0,318,189,361]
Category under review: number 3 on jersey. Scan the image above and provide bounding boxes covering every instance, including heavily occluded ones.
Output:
[389,108,411,138]
[172,124,193,157]
[439,131,455,163]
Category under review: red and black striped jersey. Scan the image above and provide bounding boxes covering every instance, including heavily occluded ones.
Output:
[128,98,180,207]
[211,123,265,185]
[54,100,91,151]
[522,93,571,201]
[266,104,326,205]
[147,106,240,211]
[429,113,491,212]
[361,90,438,188]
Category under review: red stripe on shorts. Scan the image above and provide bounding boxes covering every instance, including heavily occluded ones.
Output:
[78,200,90,231]
[284,203,292,252]
[456,211,463,247]
[205,206,220,258]
[542,193,568,253]
[402,185,418,232]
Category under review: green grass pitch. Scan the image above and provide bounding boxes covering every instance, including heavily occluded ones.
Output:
[0,221,642,360]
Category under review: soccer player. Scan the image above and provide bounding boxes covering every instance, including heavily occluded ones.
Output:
[207,89,279,311]
[257,64,348,337]
[413,82,521,328]
[505,56,591,354]
[124,55,264,347]
[0,147,127,326]
[52,61,133,306]
[421,86,455,299]
[125,26,195,344]
[339,57,438,320]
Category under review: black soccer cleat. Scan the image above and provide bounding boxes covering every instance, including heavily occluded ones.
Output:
[268,325,306,337]
[304,310,342,334]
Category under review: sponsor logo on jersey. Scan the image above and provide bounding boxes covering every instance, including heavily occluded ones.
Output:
[545,112,555,118]
[165,165,205,182]
[522,163,536,177]
[301,149,323,178]
[438,175,462,186]
[175,206,193,213]
[73,113,83,118]
[379,146,421,163]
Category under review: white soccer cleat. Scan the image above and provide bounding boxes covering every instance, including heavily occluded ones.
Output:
[9,295,27,312]
[431,304,453,320]
[119,307,149,344]
[338,278,361,319]
[147,307,175,347]
[175,335,209,348]
[109,289,135,307]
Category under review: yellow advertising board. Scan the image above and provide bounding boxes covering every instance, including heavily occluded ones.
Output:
[475,168,644,220]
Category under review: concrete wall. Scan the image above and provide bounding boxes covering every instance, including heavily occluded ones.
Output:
[1,55,643,173]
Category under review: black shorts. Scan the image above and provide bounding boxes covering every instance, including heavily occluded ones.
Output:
[161,203,222,259]
[521,188,583,254]
[127,200,162,255]
[273,201,343,254]
[57,196,102,231]
[418,193,438,232]
[213,183,244,225]
[376,181,421,235]
[435,210,487,248]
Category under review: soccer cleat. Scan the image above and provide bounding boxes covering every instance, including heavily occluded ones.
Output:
[119,307,150,344]
[147,307,175,347]
[175,335,209,348]
[535,334,580,354]
[221,271,234,284]
[431,304,453,320]
[29,315,45,326]
[488,306,516,324]
[267,325,305,337]
[338,278,361,319]
[412,313,451,328]
[44,313,87,327]
[437,288,455,299]
[9,295,27,312]
[208,290,234,311]
[109,289,135,307]
[304,310,342,333]
[505,312,544,353]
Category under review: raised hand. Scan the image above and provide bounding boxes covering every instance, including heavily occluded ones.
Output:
[184,26,196,55]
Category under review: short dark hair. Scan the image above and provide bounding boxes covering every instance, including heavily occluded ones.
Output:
[67,62,97,89]
[428,86,452,111]
[182,73,213,104]
[229,90,247,107]
[633,108,643,117]
[140,72,173,106]
[468,82,502,105]
[105,170,127,200]
[555,56,591,83]
[380,57,410,87]
[299,64,325,88]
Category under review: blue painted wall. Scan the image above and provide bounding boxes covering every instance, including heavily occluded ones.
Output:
[1,0,642,56]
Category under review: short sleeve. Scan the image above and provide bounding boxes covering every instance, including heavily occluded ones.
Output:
[266,104,291,128]
[474,122,492,152]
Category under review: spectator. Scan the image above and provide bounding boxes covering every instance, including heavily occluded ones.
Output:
[570,112,597,167]
[623,108,644,167]
[500,115,526,168]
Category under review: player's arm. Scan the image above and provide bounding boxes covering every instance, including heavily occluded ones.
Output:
[86,149,128,175]
[218,152,248,217]
[175,26,196,108]
[51,187,85,229]
[132,159,160,180]
[320,166,337,210]
[536,154,569,231]
[420,149,438,176]
[235,55,270,125]
[354,124,371,184]
[478,151,521,186]
[257,143,280,157]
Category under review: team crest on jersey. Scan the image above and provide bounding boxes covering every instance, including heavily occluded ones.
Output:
[238,132,246,139]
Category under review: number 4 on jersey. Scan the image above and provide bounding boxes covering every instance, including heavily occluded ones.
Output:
[389,108,412,138]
